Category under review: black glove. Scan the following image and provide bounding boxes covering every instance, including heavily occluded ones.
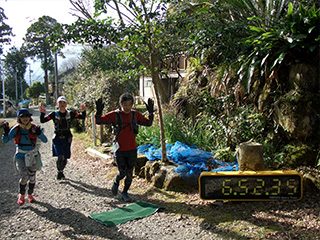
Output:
[34,126,42,135]
[1,122,10,136]
[95,98,104,115]
[145,98,154,114]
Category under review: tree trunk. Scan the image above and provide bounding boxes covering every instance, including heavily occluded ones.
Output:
[153,73,169,104]
[136,53,169,104]
[150,52,168,163]
[44,69,49,105]
[153,79,168,163]
[43,50,50,105]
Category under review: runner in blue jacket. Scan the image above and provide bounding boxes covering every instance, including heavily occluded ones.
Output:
[1,108,47,205]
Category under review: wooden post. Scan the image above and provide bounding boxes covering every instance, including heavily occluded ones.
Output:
[100,125,105,144]
[237,142,265,171]
[92,112,96,146]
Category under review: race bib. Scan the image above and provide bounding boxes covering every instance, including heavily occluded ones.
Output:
[113,141,120,153]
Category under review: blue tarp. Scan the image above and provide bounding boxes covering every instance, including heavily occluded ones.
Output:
[137,141,239,185]
[18,99,31,106]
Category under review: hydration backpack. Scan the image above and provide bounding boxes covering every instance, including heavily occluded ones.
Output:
[14,124,38,146]
[54,110,72,132]
[112,109,138,139]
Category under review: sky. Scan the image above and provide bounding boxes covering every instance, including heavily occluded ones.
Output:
[1,0,85,84]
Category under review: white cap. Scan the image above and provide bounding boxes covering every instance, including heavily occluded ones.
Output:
[57,96,67,103]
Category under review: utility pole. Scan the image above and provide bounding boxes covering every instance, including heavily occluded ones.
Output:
[20,76,23,100]
[1,61,6,117]
[29,65,33,86]
[15,70,18,106]
[54,52,58,101]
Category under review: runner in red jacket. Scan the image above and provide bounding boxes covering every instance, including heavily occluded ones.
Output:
[95,93,154,202]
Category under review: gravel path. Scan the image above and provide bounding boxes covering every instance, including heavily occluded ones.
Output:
[0,108,218,240]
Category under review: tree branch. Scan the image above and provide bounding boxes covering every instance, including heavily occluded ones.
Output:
[69,0,94,20]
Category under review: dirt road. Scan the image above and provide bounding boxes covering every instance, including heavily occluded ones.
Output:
[0,107,217,240]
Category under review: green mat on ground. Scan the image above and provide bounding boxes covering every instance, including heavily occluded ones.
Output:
[88,201,164,227]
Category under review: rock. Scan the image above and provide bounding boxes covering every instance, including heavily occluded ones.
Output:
[102,143,113,154]
[85,148,112,162]
[134,154,148,177]
[303,173,320,192]
[144,161,161,182]
[152,167,167,188]
[150,164,189,191]
[161,166,189,191]
[288,63,319,92]
[273,93,316,139]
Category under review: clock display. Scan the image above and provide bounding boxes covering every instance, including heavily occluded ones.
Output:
[199,171,303,201]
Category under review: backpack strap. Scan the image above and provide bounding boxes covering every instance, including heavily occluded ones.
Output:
[14,124,37,146]
[131,110,138,136]
[113,109,122,140]
[14,125,22,145]
[54,110,71,131]
[113,109,138,140]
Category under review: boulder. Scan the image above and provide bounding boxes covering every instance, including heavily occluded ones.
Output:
[152,165,188,191]
[303,173,320,192]
[273,92,316,139]
[144,161,161,182]
[143,161,189,191]
[134,154,148,178]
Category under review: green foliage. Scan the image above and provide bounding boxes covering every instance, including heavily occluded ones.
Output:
[168,1,250,66]
[171,1,319,93]
[22,15,58,64]
[214,147,236,163]
[3,47,28,101]
[26,81,45,99]
[22,15,60,104]
[269,143,316,168]
[56,0,319,169]
[164,0,319,168]
[136,123,161,147]
[137,101,319,168]
[137,104,272,163]
[63,46,141,113]
[0,7,13,55]
[78,45,142,79]
[316,151,320,169]
[235,1,320,93]
[49,1,188,103]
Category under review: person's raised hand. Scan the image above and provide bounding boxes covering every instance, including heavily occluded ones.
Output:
[1,122,10,136]
[81,103,86,112]
[95,98,104,115]
[145,98,154,114]
[39,105,46,114]
[34,126,43,135]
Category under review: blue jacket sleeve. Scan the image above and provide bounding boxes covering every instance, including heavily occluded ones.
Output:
[1,126,17,144]
[38,130,48,143]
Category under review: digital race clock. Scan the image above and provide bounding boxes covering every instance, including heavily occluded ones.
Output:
[199,170,303,201]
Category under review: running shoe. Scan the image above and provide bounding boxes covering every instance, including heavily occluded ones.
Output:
[17,194,25,205]
[27,194,36,203]
[57,171,65,180]
[111,183,119,196]
[121,192,132,202]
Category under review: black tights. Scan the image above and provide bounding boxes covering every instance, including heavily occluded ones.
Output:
[57,156,67,171]
[19,182,35,195]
